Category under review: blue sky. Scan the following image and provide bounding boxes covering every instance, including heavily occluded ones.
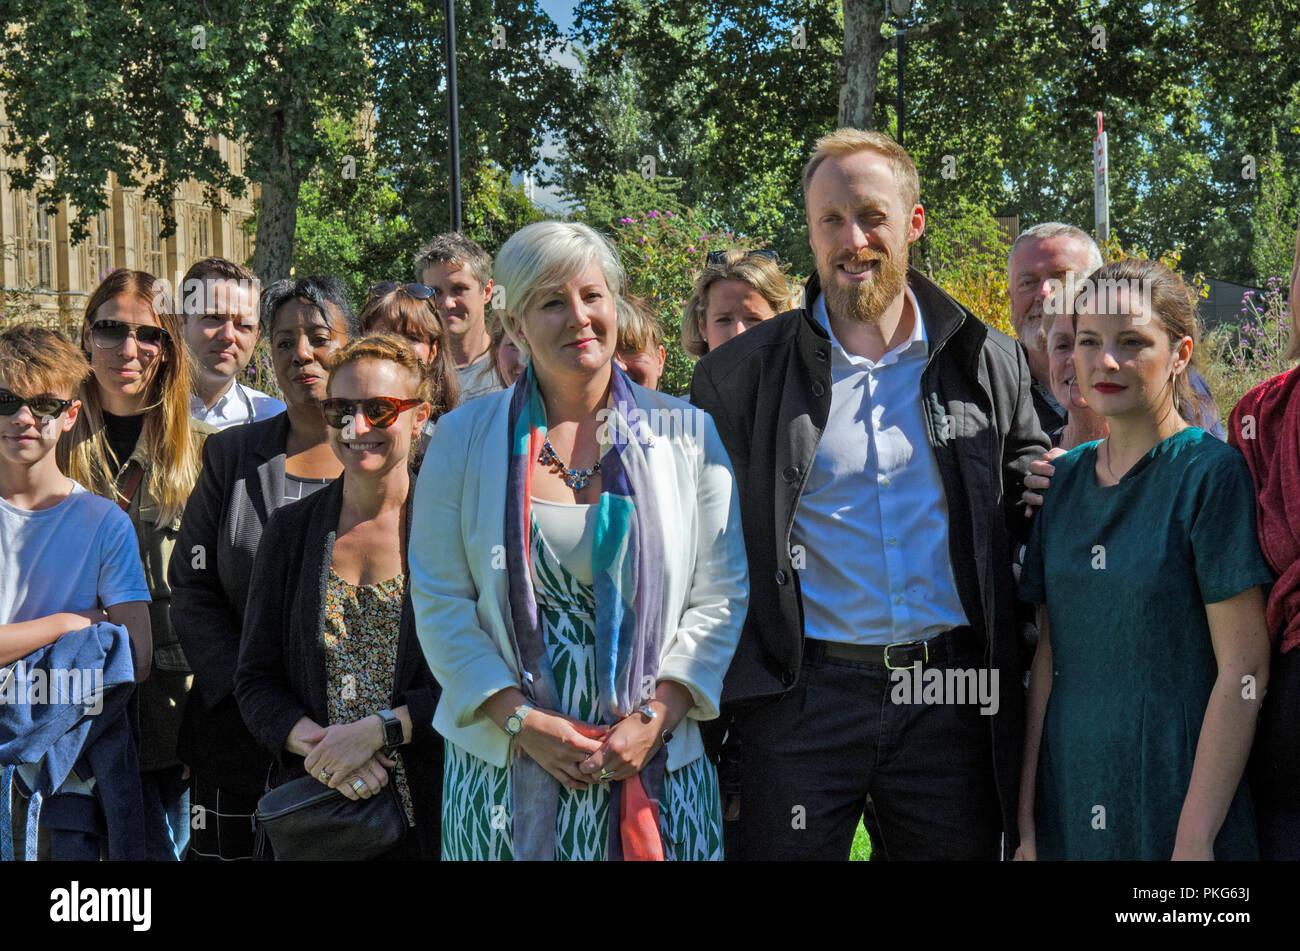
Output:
[540,0,576,34]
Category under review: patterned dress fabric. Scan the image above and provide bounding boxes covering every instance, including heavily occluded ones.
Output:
[322,569,415,826]
[441,519,723,860]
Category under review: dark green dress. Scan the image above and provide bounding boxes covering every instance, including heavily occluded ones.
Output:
[1019,428,1274,860]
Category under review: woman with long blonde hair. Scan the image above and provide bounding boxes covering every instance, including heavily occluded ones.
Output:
[59,268,213,861]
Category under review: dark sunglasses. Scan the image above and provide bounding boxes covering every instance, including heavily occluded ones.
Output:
[706,248,779,267]
[368,282,434,302]
[89,319,170,351]
[0,389,74,418]
[320,397,423,429]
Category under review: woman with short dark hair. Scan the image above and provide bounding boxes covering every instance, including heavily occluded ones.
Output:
[169,275,356,861]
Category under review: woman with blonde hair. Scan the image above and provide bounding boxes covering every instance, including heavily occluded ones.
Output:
[680,249,796,358]
[410,220,747,860]
[59,268,213,861]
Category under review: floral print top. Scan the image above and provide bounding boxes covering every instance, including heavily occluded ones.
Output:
[323,568,414,826]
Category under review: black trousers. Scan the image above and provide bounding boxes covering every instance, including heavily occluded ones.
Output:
[731,637,1002,860]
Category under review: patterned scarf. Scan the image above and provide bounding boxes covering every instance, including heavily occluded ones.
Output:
[504,364,668,860]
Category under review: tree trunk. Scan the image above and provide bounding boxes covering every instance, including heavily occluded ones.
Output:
[839,0,889,130]
[250,109,302,283]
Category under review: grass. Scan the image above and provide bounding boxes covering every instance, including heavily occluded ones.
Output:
[851,820,872,861]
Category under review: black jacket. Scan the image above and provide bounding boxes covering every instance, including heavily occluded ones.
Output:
[690,269,1049,852]
[169,413,294,796]
[234,476,443,860]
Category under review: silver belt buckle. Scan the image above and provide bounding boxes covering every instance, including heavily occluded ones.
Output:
[883,639,928,670]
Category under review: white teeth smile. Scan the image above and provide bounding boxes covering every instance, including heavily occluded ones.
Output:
[346,442,381,450]
[841,263,874,274]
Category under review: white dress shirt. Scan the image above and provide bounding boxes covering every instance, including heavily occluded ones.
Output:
[189,381,286,430]
[790,289,968,646]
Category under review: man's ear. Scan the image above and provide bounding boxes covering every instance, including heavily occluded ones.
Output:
[656,344,666,371]
[481,279,494,306]
[907,203,926,245]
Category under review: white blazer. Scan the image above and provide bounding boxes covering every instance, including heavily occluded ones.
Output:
[408,381,749,772]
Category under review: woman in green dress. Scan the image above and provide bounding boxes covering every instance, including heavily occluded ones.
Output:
[1015,259,1274,861]
[409,221,747,860]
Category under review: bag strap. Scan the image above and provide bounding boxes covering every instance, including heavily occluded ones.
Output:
[116,461,144,512]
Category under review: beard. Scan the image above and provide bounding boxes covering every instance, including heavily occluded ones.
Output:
[818,245,909,324]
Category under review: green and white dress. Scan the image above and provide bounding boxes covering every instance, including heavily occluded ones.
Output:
[441,501,723,861]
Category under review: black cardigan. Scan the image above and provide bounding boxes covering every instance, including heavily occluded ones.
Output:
[169,413,294,796]
[234,476,443,860]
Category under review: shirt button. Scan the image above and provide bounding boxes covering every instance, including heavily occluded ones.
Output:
[893,595,904,605]
[781,465,800,483]
[775,569,788,585]
[887,536,897,546]
[815,349,829,361]
[880,476,891,487]
[812,381,826,398]
[782,670,797,687]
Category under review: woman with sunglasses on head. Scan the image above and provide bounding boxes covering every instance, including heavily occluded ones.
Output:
[168,275,357,862]
[409,221,747,861]
[1015,260,1273,861]
[359,282,460,470]
[236,334,442,860]
[58,269,215,861]
[681,249,797,364]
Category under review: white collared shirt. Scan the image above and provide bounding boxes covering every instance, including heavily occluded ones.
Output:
[189,380,286,430]
[790,289,968,646]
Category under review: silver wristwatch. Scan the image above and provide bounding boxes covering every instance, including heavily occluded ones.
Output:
[505,701,536,736]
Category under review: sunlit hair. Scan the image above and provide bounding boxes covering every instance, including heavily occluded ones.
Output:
[1075,258,1208,424]
[802,127,920,212]
[325,331,438,458]
[179,257,261,320]
[680,249,796,358]
[487,311,522,387]
[359,289,459,419]
[616,295,664,354]
[60,269,201,524]
[413,232,492,290]
[0,324,90,397]
[493,221,623,358]
[1008,222,1104,282]
[259,275,359,340]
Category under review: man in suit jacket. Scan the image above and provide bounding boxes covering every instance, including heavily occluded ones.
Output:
[691,128,1049,860]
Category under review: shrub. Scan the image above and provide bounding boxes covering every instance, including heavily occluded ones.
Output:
[1201,276,1293,415]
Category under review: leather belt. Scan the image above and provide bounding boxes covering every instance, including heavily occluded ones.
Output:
[805,626,981,670]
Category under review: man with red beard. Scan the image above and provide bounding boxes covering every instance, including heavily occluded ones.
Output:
[691,129,1049,860]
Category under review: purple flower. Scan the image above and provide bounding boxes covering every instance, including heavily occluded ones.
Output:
[687,247,697,253]
[620,217,635,224]
[648,210,661,218]
[665,211,674,217]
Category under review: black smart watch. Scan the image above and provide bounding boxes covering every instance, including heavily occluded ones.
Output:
[377,709,403,752]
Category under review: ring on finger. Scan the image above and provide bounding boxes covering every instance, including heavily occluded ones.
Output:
[351,778,366,793]
[319,769,331,783]
[598,767,614,782]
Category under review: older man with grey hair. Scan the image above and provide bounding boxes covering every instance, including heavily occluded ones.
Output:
[1006,223,1104,447]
